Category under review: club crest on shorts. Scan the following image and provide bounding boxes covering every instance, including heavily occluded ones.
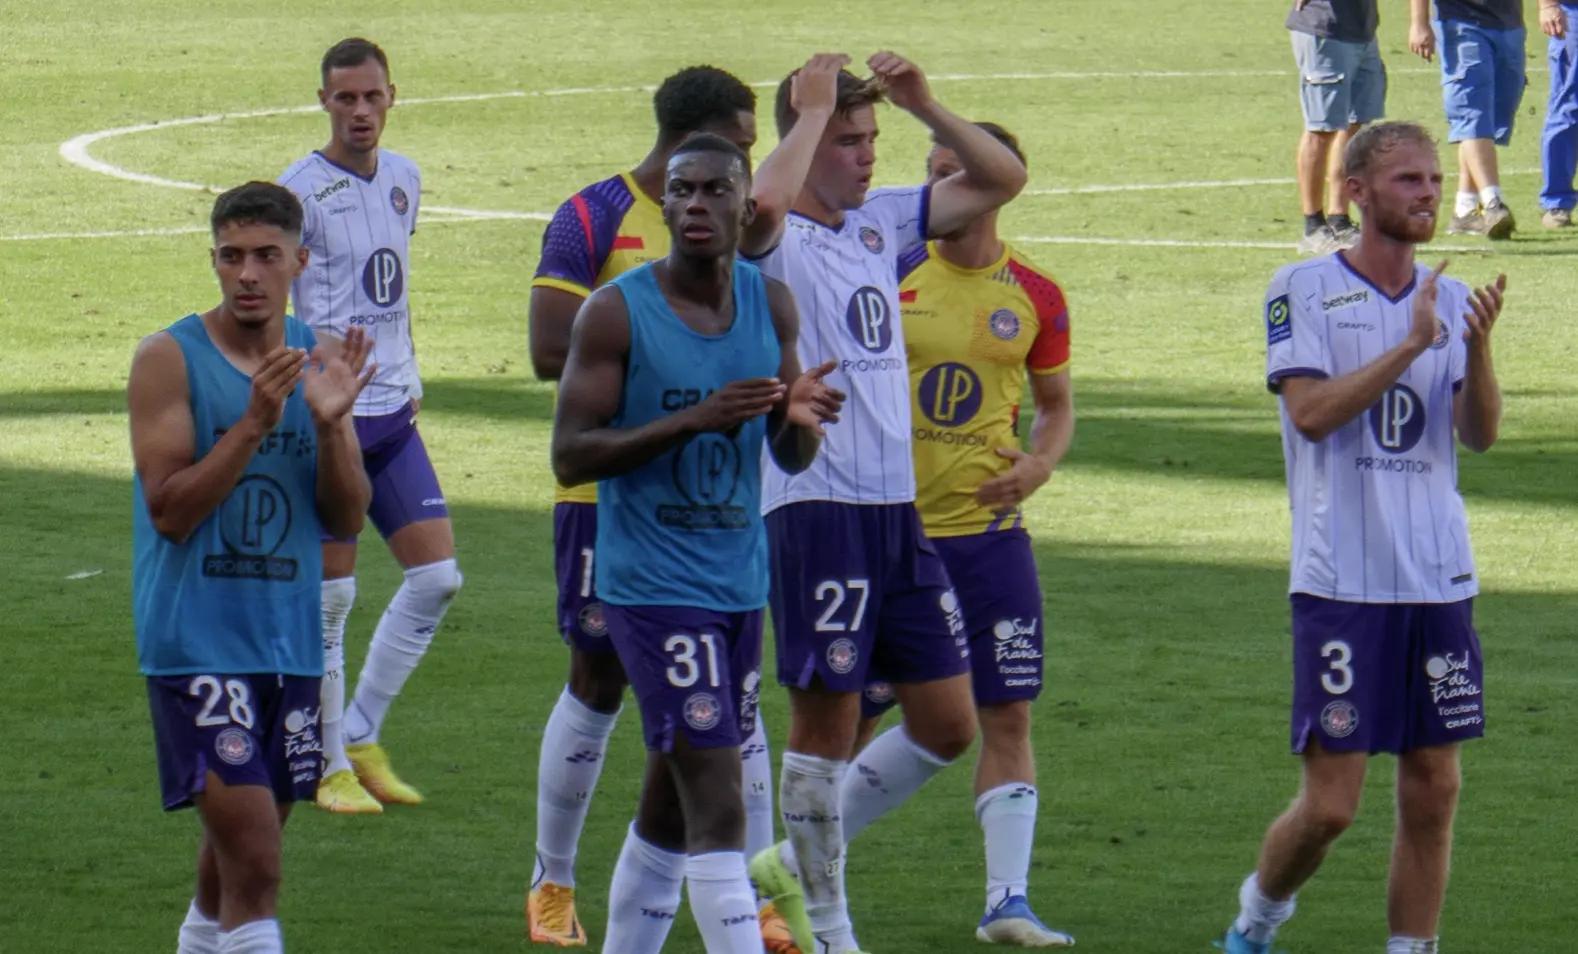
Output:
[864,681,895,705]
[827,637,859,675]
[988,308,1021,341]
[390,186,409,216]
[578,602,608,638]
[683,692,722,731]
[1319,700,1359,739]
[858,226,884,254]
[214,727,255,766]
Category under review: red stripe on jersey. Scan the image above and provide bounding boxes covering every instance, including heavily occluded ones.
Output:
[899,289,918,303]
[1007,257,1070,371]
[612,235,645,250]
[570,194,597,278]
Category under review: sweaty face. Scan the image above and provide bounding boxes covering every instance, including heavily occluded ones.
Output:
[663,151,753,258]
[320,60,394,156]
[212,222,307,326]
[1356,141,1442,244]
[808,106,878,212]
[699,109,759,160]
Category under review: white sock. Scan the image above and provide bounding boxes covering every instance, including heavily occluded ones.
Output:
[533,687,620,888]
[840,726,951,843]
[603,824,685,954]
[1387,937,1439,954]
[216,918,282,954]
[177,899,220,954]
[686,852,763,954]
[319,576,356,775]
[1455,191,1479,216]
[345,558,461,744]
[1478,184,1504,208]
[1233,872,1296,944]
[741,716,775,860]
[977,783,1038,914]
[780,751,857,952]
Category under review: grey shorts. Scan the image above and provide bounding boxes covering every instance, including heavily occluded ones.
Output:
[1291,31,1386,131]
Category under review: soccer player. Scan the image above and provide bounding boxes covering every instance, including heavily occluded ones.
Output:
[130,181,373,954]
[1537,0,1578,228]
[1222,121,1504,954]
[852,123,1076,947]
[280,37,462,815]
[552,133,843,954]
[739,53,1027,954]
[526,65,762,945]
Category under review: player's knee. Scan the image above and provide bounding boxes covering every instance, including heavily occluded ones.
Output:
[1399,759,1462,825]
[408,558,463,602]
[911,709,978,763]
[978,702,1032,748]
[222,847,282,909]
[1299,796,1358,842]
[569,651,628,712]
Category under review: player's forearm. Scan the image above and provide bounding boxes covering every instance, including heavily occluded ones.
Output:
[911,99,1027,199]
[1409,0,1430,27]
[1028,392,1074,476]
[146,419,268,543]
[767,419,821,475]
[315,420,370,538]
[552,413,699,486]
[746,107,834,250]
[1285,340,1427,442]
[1456,346,1501,452]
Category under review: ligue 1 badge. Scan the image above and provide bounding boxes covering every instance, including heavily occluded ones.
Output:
[390,186,409,216]
[858,225,884,254]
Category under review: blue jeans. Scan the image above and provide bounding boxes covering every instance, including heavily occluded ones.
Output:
[1541,5,1578,210]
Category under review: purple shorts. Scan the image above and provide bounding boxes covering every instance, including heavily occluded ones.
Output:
[767,501,969,693]
[604,604,763,752]
[554,503,614,654]
[1291,594,1485,754]
[863,529,1044,718]
[146,673,323,811]
[324,401,448,543]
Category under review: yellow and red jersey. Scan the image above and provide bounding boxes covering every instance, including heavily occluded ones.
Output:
[532,173,669,503]
[900,240,1070,537]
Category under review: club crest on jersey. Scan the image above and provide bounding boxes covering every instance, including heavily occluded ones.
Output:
[988,308,1021,340]
[683,692,722,731]
[214,727,255,766]
[1320,700,1359,739]
[858,226,884,254]
[389,186,409,216]
[827,638,859,675]
[578,602,608,638]
[1431,318,1450,350]
[1266,294,1292,345]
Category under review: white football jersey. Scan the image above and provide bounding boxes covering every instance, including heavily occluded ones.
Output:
[280,150,422,416]
[1265,252,1477,604]
[752,186,931,512]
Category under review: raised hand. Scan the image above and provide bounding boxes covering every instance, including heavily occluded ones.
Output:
[1409,259,1449,351]
[245,346,307,433]
[1463,273,1507,351]
[786,359,846,437]
[974,446,1052,510]
[304,327,376,426]
[685,377,786,433]
[867,50,932,113]
[792,53,851,117]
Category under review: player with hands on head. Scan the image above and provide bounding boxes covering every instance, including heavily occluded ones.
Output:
[741,49,1026,954]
